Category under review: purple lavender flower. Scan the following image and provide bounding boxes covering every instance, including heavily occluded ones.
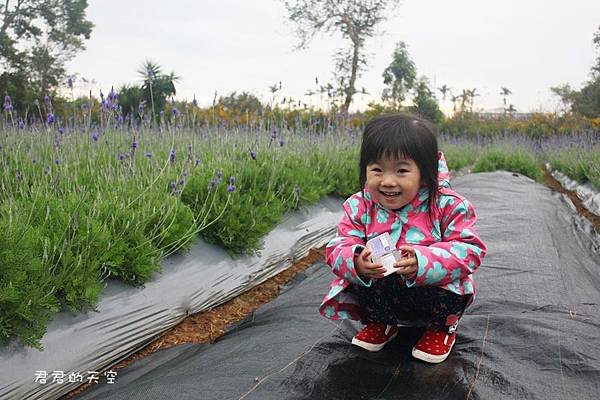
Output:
[132,137,138,149]
[54,159,60,165]
[172,107,180,118]
[192,96,198,107]
[171,181,177,190]
[216,169,223,180]
[44,95,51,105]
[229,176,236,184]
[170,148,176,163]
[195,158,201,167]
[47,113,55,125]
[108,87,117,102]
[92,131,99,142]
[3,95,12,111]
[249,150,256,160]
[187,143,192,152]
[279,138,285,147]
[82,103,89,112]
[145,152,153,159]
[67,77,73,89]
[118,152,125,161]
[179,179,185,186]
[227,184,236,193]
[207,179,217,192]
[58,127,64,135]
[18,119,25,129]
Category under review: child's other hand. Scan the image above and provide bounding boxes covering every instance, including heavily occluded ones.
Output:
[355,248,387,280]
[394,245,418,279]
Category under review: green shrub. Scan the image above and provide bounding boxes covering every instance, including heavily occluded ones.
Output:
[0,202,59,350]
[473,148,543,182]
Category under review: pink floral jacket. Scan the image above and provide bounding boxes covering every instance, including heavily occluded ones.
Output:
[319,152,487,320]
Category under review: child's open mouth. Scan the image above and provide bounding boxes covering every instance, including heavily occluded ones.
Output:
[380,191,401,198]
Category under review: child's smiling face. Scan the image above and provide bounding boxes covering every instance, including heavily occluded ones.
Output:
[365,156,422,210]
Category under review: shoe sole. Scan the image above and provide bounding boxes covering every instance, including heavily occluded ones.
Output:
[351,331,398,352]
[411,341,455,363]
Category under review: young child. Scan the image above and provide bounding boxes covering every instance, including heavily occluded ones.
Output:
[319,113,487,363]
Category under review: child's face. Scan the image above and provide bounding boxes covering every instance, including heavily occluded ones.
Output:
[365,156,421,210]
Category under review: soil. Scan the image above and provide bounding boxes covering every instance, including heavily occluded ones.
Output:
[64,171,599,399]
[542,169,600,232]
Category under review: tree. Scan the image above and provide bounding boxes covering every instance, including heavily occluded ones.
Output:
[465,88,479,112]
[550,26,600,118]
[137,60,179,120]
[0,0,93,106]
[381,41,416,109]
[409,76,444,123]
[117,84,145,119]
[438,84,451,101]
[500,87,512,108]
[218,91,263,115]
[281,0,401,114]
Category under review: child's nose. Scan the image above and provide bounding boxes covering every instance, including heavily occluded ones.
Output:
[382,173,396,185]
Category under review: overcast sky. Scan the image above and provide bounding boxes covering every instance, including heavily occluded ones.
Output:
[68,0,600,114]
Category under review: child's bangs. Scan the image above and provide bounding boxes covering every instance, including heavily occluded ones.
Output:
[366,129,417,164]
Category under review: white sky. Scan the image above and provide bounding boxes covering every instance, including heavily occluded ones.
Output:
[68,0,600,114]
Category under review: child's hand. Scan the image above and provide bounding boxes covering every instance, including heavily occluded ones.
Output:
[394,245,418,279]
[355,248,387,280]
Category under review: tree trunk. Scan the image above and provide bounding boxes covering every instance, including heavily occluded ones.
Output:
[342,38,360,115]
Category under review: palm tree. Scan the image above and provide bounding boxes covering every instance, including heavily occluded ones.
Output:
[137,60,179,120]
[500,87,512,107]
[438,84,450,101]
[466,88,480,112]
[459,89,469,112]
[450,94,460,112]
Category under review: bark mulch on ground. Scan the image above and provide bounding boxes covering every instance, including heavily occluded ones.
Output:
[543,169,600,231]
[65,171,599,398]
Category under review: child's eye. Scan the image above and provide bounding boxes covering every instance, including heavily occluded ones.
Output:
[371,167,382,173]
[398,169,409,173]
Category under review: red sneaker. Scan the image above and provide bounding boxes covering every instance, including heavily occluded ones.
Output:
[412,328,456,363]
[351,323,398,352]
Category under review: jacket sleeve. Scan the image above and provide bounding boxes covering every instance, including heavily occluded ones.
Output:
[406,196,487,289]
[325,196,372,287]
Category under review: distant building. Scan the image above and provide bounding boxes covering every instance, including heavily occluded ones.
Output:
[475,107,533,121]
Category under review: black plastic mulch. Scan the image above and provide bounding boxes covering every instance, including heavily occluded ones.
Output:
[76,171,600,400]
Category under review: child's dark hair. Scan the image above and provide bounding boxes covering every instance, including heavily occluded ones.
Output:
[359,113,440,224]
